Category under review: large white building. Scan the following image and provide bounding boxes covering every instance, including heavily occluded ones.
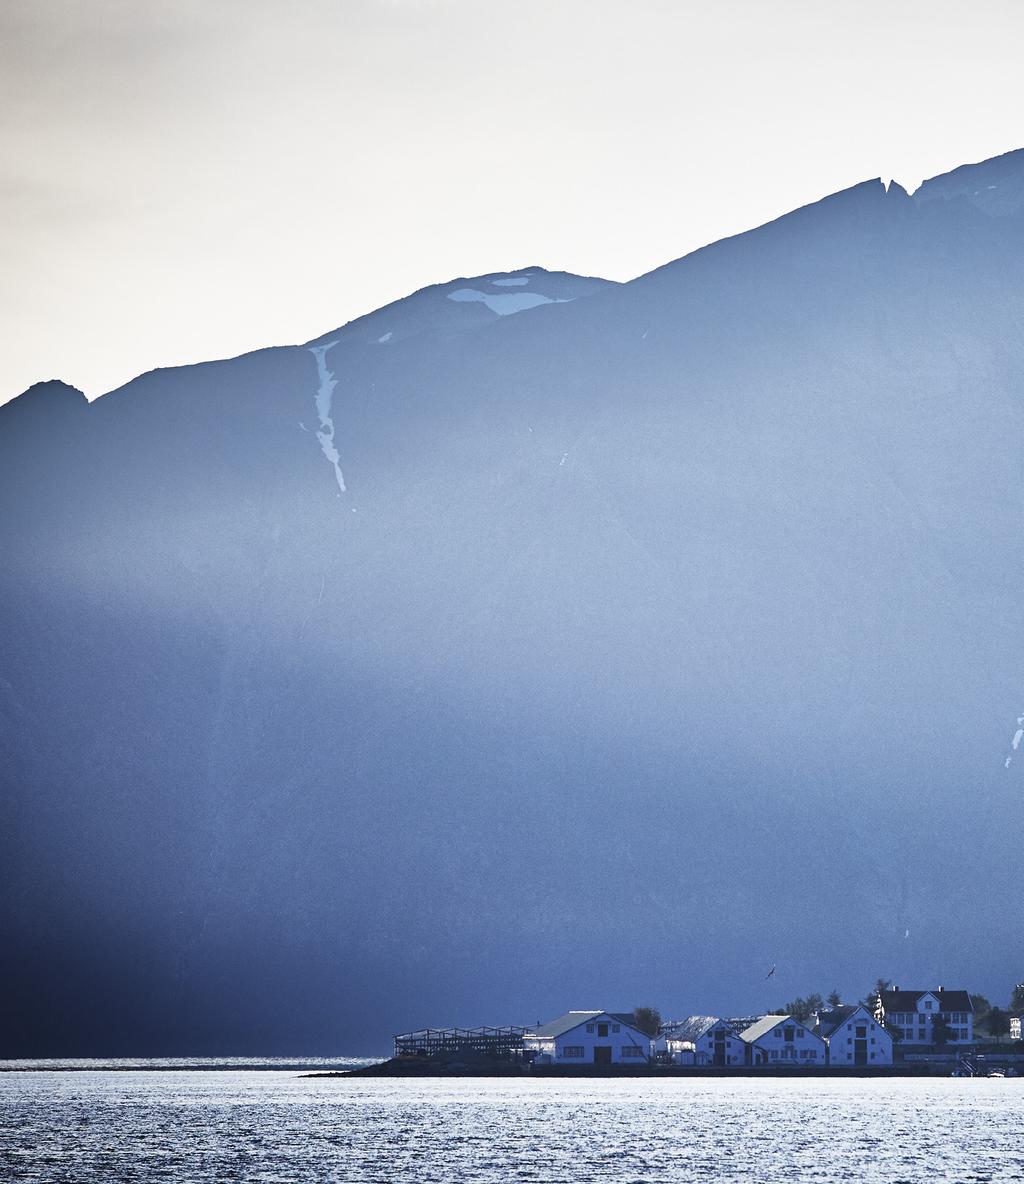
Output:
[877,988,974,1045]
[738,1015,828,1065]
[524,1010,652,1066]
[812,1005,894,1066]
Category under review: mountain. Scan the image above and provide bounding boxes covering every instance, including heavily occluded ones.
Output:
[2,154,1023,1056]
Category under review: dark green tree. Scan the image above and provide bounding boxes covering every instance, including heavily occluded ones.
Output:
[931,1014,952,1047]
[779,994,824,1023]
[971,994,992,1026]
[864,979,891,1017]
[827,990,842,1008]
[1010,983,1024,1013]
[633,1007,662,1037]
[987,1007,1010,1041]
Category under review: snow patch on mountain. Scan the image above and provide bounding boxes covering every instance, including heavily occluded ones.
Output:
[308,342,346,494]
[491,276,531,287]
[1005,715,1024,768]
[446,288,570,315]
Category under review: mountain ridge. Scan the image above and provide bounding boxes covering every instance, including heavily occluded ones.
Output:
[8,146,1022,410]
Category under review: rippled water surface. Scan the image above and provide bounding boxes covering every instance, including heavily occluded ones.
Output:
[2,1069,1022,1182]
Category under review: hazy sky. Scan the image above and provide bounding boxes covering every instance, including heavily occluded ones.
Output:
[2,0,1022,404]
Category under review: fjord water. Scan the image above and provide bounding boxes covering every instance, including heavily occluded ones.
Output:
[2,1071,1021,1182]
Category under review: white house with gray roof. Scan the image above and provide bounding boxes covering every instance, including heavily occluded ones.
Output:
[738,1015,828,1065]
[657,1017,746,1066]
[523,1010,651,1066]
[812,1005,893,1066]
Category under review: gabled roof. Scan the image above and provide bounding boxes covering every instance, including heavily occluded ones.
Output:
[879,989,973,1012]
[528,1010,641,1039]
[660,1016,725,1043]
[813,1005,870,1038]
[737,1015,792,1043]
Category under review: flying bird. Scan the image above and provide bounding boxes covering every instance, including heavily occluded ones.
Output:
[765,965,776,980]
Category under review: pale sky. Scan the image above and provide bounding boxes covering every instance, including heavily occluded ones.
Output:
[2,0,1022,404]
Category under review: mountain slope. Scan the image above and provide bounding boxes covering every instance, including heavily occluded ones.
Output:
[2,158,1022,1055]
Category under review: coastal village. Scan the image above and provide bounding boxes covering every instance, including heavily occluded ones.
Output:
[388,987,1024,1076]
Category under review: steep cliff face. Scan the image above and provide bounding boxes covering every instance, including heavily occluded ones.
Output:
[2,161,1023,1055]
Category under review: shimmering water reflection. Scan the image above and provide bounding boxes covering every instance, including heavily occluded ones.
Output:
[2,1070,1022,1182]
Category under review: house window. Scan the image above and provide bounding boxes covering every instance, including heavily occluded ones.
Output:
[597,1023,609,1037]
[562,1046,584,1058]
[925,1001,933,1010]
[621,1046,645,1058]
[797,1029,804,1038]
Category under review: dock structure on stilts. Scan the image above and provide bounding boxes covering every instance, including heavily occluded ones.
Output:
[393,1025,530,1060]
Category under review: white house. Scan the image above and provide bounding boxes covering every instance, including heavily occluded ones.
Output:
[523,1010,651,1066]
[657,1016,746,1066]
[738,1015,828,1065]
[877,988,974,1046]
[812,1005,893,1066]
[1010,1015,1022,1041]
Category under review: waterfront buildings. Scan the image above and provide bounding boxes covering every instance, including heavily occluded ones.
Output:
[395,985,990,1069]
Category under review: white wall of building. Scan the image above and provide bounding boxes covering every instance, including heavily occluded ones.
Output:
[825,1007,893,1066]
[685,1022,745,1066]
[525,1013,652,1065]
[886,994,974,1045]
[747,1019,828,1065]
